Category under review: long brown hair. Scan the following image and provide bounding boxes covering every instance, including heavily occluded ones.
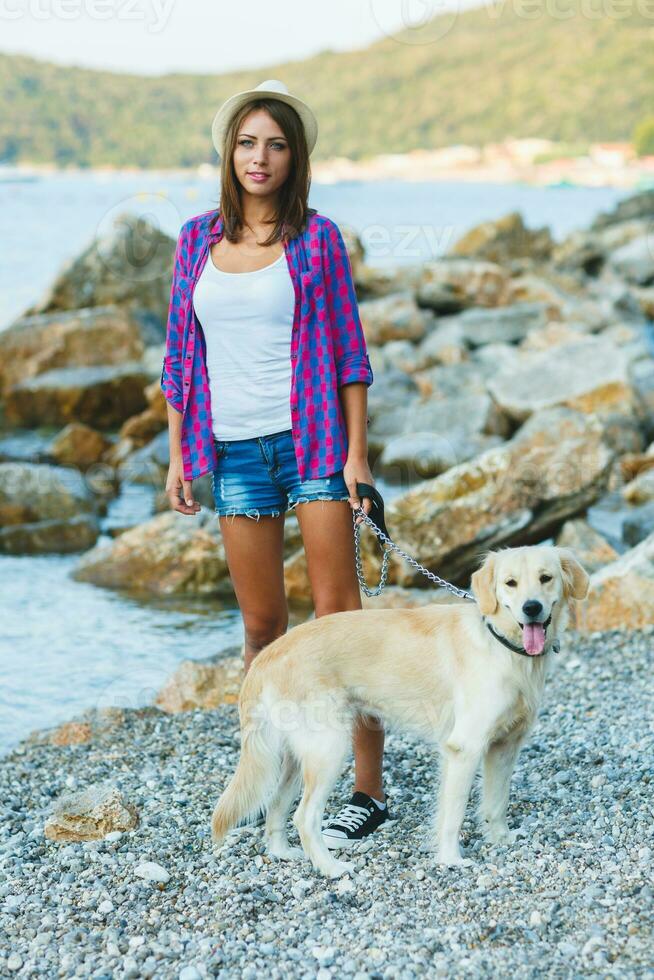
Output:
[210,97,314,246]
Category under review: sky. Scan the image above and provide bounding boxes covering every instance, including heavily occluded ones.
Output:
[0,0,471,75]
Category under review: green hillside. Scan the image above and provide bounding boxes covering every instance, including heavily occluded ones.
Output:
[1,2,651,167]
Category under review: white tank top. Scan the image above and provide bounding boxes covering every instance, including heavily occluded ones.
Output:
[192,249,296,440]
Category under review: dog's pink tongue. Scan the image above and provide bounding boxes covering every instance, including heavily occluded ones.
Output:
[523,623,545,655]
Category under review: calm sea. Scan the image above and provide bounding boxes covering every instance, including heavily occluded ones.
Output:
[0,171,633,755]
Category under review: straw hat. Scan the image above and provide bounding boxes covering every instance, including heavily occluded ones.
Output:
[211,79,318,160]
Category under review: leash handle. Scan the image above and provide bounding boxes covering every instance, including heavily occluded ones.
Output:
[355,481,389,544]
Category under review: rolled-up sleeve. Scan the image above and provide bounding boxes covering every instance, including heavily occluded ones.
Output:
[160,223,189,414]
[322,220,373,389]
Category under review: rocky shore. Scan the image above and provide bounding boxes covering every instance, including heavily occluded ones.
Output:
[2,189,654,975]
[1,628,652,978]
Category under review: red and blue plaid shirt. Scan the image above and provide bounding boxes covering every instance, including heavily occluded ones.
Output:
[160,207,373,482]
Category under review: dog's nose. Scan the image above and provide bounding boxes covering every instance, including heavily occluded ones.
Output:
[522,599,543,620]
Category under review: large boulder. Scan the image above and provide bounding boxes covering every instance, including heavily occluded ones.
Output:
[487,338,638,426]
[155,656,244,712]
[574,532,654,631]
[416,259,510,313]
[4,363,150,429]
[0,461,98,554]
[0,306,144,399]
[555,519,618,574]
[72,508,233,596]
[454,301,553,347]
[449,211,554,264]
[358,292,431,345]
[381,408,613,586]
[0,461,96,524]
[23,212,178,345]
[607,234,654,286]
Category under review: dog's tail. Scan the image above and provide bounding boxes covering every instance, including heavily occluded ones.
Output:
[210,683,283,846]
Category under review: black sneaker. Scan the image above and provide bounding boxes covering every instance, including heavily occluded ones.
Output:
[322,791,390,850]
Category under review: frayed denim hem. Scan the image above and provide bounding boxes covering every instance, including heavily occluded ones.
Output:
[287,493,350,512]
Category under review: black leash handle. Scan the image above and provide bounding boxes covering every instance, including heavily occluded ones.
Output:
[355,481,389,550]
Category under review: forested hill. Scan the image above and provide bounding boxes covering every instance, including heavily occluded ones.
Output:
[1,1,651,168]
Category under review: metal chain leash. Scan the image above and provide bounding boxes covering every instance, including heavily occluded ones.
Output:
[351,505,475,601]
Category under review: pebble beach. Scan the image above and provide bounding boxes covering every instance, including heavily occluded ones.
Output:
[1,628,652,979]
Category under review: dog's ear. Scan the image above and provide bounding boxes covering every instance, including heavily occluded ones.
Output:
[557,548,589,600]
[471,553,498,615]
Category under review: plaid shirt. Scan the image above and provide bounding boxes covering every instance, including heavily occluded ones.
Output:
[161,207,373,482]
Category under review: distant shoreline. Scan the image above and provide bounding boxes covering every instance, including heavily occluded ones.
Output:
[2,140,654,189]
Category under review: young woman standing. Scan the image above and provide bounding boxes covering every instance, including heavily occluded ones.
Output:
[161,80,389,848]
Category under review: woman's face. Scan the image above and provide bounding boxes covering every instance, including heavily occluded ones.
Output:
[233,108,292,200]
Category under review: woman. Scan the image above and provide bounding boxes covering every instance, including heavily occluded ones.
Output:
[161,80,389,849]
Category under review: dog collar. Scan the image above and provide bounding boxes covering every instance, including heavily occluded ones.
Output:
[484,616,558,657]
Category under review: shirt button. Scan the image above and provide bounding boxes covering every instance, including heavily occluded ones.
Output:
[290,353,297,360]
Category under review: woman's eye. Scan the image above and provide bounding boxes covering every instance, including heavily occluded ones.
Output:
[540,574,552,584]
[505,579,517,588]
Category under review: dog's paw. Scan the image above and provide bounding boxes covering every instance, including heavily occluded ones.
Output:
[266,844,306,862]
[483,824,519,846]
[321,859,354,879]
[435,852,474,868]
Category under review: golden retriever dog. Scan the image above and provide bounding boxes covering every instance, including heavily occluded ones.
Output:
[211,545,589,878]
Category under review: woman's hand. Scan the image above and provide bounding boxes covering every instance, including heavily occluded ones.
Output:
[343,454,375,527]
[165,459,201,516]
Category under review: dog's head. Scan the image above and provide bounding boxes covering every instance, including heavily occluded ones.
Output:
[471,545,589,656]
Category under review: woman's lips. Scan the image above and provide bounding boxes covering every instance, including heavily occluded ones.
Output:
[247,173,270,182]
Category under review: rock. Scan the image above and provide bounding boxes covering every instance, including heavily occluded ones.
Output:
[134,862,170,884]
[358,292,431,345]
[0,513,100,555]
[620,444,654,482]
[455,301,552,347]
[413,319,468,368]
[555,519,618,574]
[488,338,637,425]
[552,218,649,276]
[49,721,93,746]
[519,321,587,352]
[0,305,144,398]
[379,429,504,480]
[449,211,554,264]
[355,263,423,299]
[23,212,179,345]
[155,657,243,713]
[574,533,654,631]
[369,392,507,449]
[47,422,113,471]
[416,259,510,313]
[591,188,654,229]
[0,462,96,526]
[607,234,654,286]
[283,546,312,605]
[622,469,654,505]
[4,362,150,429]
[622,503,654,547]
[378,339,424,375]
[72,508,232,597]
[383,408,612,585]
[44,783,139,842]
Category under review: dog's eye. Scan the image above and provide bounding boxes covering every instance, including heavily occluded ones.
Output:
[539,574,552,584]
[505,579,517,588]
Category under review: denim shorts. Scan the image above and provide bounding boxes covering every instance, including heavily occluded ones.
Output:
[211,427,350,521]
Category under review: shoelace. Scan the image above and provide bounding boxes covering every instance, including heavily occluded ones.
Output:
[330,803,371,832]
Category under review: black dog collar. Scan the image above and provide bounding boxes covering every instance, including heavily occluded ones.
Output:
[484,616,559,657]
